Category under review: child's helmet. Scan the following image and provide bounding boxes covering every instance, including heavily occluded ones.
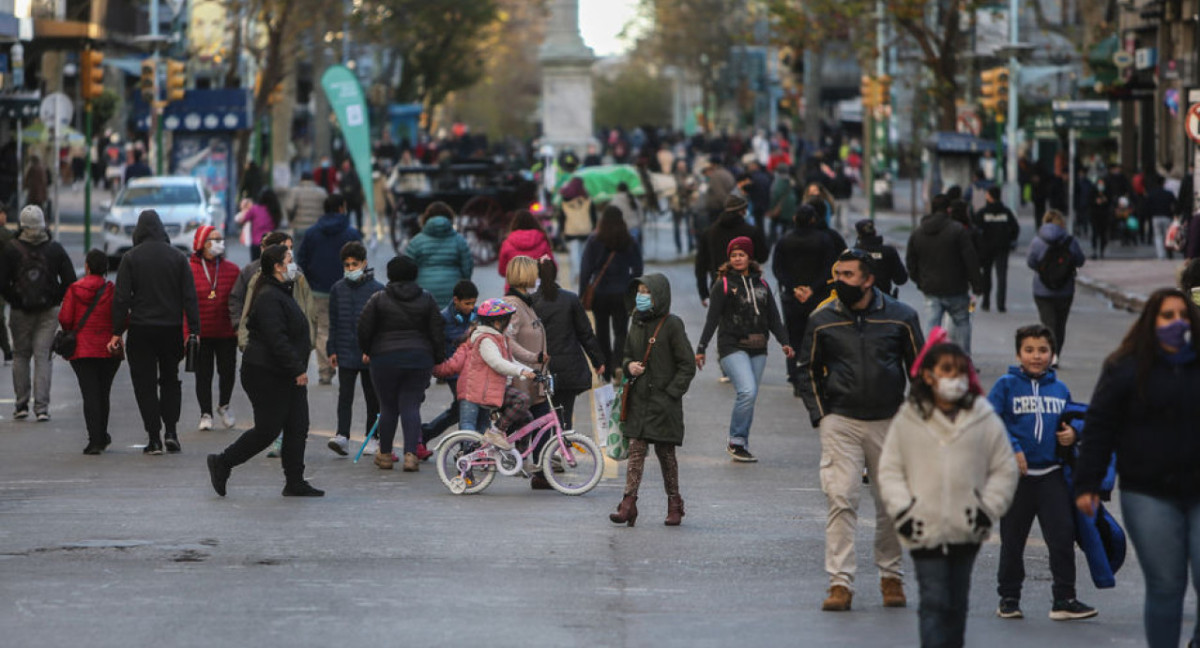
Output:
[475,298,517,318]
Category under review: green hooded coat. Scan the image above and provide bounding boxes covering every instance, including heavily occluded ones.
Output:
[621,273,696,445]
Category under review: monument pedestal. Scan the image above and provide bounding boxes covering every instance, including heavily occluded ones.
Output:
[540,0,595,154]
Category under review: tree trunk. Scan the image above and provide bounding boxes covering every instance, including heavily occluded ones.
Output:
[312,11,332,163]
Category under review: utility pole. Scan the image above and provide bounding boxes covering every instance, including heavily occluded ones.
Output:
[151,0,164,175]
[1004,0,1020,208]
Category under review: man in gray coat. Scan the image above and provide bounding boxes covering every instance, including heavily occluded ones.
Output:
[283,171,329,238]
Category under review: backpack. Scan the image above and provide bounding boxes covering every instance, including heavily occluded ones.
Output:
[1037,237,1076,290]
[12,241,56,311]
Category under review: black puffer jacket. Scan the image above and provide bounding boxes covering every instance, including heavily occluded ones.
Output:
[356,280,445,366]
[694,210,768,300]
[853,234,908,297]
[905,211,983,297]
[797,288,923,426]
[696,270,788,358]
[242,276,310,378]
[111,211,199,333]
[533,286,605,391]
[772,224,842,297]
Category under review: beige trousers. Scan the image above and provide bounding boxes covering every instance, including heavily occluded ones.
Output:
[819,413,903,590]
[312,295,332,382]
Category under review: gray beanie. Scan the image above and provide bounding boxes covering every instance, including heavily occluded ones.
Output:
[19,205,45,230]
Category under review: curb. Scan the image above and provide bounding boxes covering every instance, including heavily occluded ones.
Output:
[1075,273,1146,313]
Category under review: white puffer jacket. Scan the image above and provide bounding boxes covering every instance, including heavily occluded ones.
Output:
[878,397,1020,551]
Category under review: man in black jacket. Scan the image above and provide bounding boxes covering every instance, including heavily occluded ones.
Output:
[797,248,923,612]
[973,186,1020,312]
[0,205,76,420]
[109,210,200,455]
[772,204,842,393]
[906,194,983,353]
[694,195,767,304]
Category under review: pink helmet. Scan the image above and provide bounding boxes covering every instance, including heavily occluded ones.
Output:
[475,298,517,318]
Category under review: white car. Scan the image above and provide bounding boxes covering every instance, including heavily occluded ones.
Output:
[103,177,222,259]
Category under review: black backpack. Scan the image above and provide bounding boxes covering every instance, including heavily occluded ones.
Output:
[12,241,56,311]
[1037,237,1076,290]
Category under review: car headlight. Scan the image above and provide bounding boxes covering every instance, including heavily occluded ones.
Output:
[184,219,201,233]
[105,222,121,234]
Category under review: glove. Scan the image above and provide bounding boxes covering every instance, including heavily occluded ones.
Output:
[970,507,992,535]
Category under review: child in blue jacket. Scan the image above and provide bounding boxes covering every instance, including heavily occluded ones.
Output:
[988,324,1096,621]
[420,280,484,449]
[325,241,384,456]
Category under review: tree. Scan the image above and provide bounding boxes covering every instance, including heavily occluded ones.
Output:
[594,63,673,129]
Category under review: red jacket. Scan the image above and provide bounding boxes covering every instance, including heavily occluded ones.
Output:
[188,253,239,339]
[498,229,554,278]
[58,275,117,360]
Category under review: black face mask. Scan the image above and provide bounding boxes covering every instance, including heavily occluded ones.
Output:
[835,280,867,307]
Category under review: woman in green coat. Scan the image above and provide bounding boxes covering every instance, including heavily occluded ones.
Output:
[404,202,473,308]
[610,273,696,527]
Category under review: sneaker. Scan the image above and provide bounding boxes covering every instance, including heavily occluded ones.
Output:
[374,450,394,470]
[217,405,236,429]
[198,414,214,431]
[83,443,104,455]
[266,436,282,458]
[718,375,731,384]
[163,431,181,453]
[483,428,513,450]
[327,435,349,456]
[727,444,758,463]
[362,438,379,457]
[1049,599,1097,621]
[207,454,230,497]
[996,597,1023,619]
[35,412,50,422]
[143,437,164,455]
[415,443,433,461]
[12,408,28,420]
[281,481,325,497]
[402,452,419,472]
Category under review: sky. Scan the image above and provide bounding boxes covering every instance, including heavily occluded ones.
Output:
[578,0,641,57]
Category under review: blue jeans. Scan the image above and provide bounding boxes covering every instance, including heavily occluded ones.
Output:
[1121,490,1200,648]
[456,400,492,432]
[911,544,979,648]
[719,351,767,447]
[925,294,972,354]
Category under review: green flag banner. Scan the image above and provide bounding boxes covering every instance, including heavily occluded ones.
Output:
[321,65,378,239]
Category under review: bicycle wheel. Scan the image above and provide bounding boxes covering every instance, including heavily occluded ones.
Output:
[435,431,496,495]
[539,434,603,496]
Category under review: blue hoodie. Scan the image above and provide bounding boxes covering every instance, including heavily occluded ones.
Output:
[440,303,474,363]
[987,366,1072,470]
[296,212,363,294]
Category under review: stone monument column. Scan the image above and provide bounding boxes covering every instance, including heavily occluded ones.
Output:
[540,0,595,154]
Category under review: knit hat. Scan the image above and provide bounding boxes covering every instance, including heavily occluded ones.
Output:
[854,219,877,238]
[727,236,754,258]
[19,205,45,230]
[559,177,588,202]
[193,224,216,252]
[723,195,749,214]
[387,255,418,283]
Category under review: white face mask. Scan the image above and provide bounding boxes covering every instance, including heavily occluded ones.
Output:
[934,376,969,403]
[285,262,299,281]
[207,240,225,256]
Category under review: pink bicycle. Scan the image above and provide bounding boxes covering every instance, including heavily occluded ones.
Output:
[434,374,604,495]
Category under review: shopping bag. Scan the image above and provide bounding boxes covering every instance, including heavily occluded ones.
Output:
[604,383,630,461]
[592,383,615,440]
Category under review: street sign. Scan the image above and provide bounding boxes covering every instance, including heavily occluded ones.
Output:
[1186,103,1200,145]
[1112,51,1134,68]
[39,92,72,126]
[1052,100,1111,129]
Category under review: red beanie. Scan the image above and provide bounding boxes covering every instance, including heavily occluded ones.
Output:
[727,236,754,258]
[193,224,215,252]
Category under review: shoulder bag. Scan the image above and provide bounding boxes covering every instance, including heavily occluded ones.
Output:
[52,283,107,359]
[581,251,616,311]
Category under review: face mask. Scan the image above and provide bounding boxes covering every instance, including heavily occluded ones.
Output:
[635,293,653,312]
[207,240,225,256]
[834,280,866,307]
[934,375,969,403]
[344,267,364,282]
[285,262,299,281]
[1156,319,1190,349]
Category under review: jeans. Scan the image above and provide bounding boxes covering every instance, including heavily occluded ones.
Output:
[566,238,585,285]
[925,294,971,354]
[221,363,309,485]
[592,292,628,381]
[125,324,184,437]
[1034,295,1073,357]
[370,364,430,455]
[979,252,1009,311]
[672,208,694,254]
[1120,490,1200,648]
[1153,215,1172,259]
[912,544,980,648]
[457,400,492,432]
[194,337,237,415]
[70,357,121,445]
[719,351,766,447]
[9,307,58,415]
[336,367,379,439]
[0,297,12,357]
[997,471,1077,601]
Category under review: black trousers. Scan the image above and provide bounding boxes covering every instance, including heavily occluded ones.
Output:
[1034,295,1073,357]
[997,471,1077,602]
[782,295,819,383]
[336,367,379,439]
[592,292,629,381]
[370,364,430,455]
[71,357,121,444]
[195,337,237,415]
[554,388,585,430]
[126,324,184,437]
[980,252,1010,311]
[424,378,459,441]
[1091,219,1109,258]
[220,363,309,485]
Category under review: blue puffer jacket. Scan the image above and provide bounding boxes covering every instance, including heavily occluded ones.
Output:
[297,212,363,294]
[405,215,473,308]
[987,366,1072,470]
[1026,223,1085,298]
[440,303,473,364]
[325,270,384,370]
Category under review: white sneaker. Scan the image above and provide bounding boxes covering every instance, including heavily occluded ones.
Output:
[327,435,349,456]
[718,375,731,384]
[362,438,379,456]
[483,428,512,450]
[217,405,236,429]
[198,414,213,431]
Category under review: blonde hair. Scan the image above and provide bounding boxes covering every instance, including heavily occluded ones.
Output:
[1043,209,1066,228]
[506,255,539,290]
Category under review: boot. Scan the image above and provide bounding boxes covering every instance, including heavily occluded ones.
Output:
[822,585,853,612]
[664,494,685,526]
[374,451,394,470]
[609,494,638,527]
[881,577,907,608]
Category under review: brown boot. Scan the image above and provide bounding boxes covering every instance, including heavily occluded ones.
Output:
[402,452,419,472]
[374,451,394,470]
[664,494,685,526]
[881,577,907,608]
[822,585,853,611]
[609,494,638,527]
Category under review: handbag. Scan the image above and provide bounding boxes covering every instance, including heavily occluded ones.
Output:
[619,317,667,423]
[185,334,200,373]
[52,283,107,359]
[581,251,616,311]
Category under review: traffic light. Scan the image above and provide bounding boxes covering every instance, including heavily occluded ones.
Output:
[164,59,186,103]
[81,50,104,101]
[861,75,877,108]
[980,66,1010,120]
[139,59,156,103]
[267,82,285,106]
[873,74,892,108]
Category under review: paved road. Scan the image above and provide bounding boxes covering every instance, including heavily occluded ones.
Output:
[0,200,1175,647]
